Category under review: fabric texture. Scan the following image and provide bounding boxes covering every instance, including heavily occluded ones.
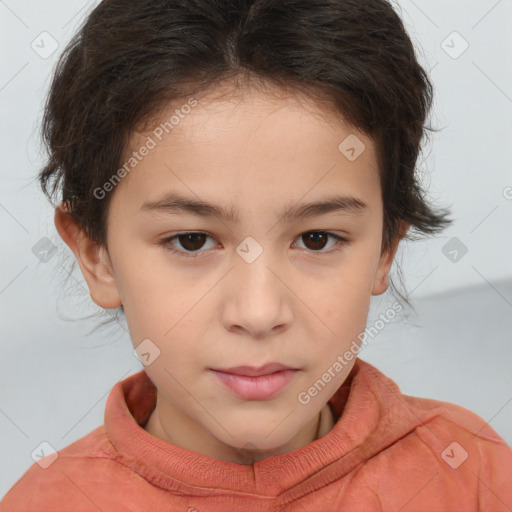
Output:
[2,358,511,511]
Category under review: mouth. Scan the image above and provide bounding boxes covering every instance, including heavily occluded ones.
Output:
[210,369,299,401]
[211,362,298,377]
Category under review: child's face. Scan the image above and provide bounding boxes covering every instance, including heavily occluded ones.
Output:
[58,85,399,463]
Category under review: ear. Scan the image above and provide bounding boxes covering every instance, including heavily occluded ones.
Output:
[54,203,122,309]
[371,221,409,296]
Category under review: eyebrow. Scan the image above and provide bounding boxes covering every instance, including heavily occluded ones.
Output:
[139,193,368,223]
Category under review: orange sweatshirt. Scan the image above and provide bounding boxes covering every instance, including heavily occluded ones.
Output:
[2,358,511,511]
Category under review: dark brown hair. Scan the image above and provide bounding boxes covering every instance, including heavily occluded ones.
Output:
[39,0,451,323]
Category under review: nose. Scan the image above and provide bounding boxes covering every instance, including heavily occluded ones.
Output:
[221,253,294,338]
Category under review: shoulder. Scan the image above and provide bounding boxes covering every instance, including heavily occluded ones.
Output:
[401,393,510,449]
[0,426,140,512]
[391,394,512,509]
[357,359,512,466]
[349,385,512,511]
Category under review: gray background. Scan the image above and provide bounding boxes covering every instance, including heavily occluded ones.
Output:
[1,0,511,499]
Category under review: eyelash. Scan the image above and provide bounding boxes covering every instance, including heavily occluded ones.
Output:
[158,231,350,258]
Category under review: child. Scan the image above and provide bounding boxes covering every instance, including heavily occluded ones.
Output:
[2,0,511,510]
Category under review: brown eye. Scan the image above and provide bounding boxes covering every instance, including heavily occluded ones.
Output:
[176,233,207,251]
[302,232,329,251]
[293,231,348,253]
[160,232,216,256]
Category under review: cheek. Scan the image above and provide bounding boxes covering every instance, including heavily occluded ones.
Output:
[317,286,371,339]
[309,254,378,339]
[115,260,213,355]
[111,239,179,301]
[111,258,175,342]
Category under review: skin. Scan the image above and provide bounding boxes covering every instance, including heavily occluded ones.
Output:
[55,83,406,465]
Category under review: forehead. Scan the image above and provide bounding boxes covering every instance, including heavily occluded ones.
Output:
[112,85,381,217]
[139,84,369,149]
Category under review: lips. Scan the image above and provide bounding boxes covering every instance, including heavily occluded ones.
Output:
[212,362,297,377]
[211,368,298,400]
